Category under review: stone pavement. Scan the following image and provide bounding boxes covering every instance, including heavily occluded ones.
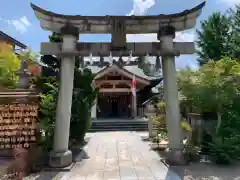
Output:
[25,131,180,180]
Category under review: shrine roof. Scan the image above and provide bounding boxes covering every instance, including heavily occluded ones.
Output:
[31,2,205,33]
[87,65,161,81]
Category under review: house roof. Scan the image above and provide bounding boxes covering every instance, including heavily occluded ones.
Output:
[0,31,27,49]
[142,90,164,105]
[86,65,162,81]
[142,90,187,105]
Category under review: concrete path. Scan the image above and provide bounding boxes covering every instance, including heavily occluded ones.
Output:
[64,132,179,180]
[25,132,180,180]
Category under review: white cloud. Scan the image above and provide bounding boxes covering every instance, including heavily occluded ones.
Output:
[128,0,155,16]
[11,20,28,34]
[175,31,195,42]
[0,16,31,34]
[20,16,31,27]
[126,0,195,43]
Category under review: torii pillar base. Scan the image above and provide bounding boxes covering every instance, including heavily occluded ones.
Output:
[49,150,72,168]
[164,149,187,165]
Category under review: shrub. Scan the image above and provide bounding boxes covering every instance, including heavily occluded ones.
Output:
[0,44,20,88]
[181,120,192,132]
[38,69,97,149]
[38,92,56,151]
[204,119,240,164]
[207,134,240,164]
[70,68,97,144]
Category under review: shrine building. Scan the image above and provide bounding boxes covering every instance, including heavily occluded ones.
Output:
[89,60,162,120]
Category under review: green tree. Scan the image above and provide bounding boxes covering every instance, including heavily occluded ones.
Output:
[178,57,240,127]
[49,32,62,43]
[70,68,97,142]
[196,5,240,65]
[137,56,152,75]
[229,5,240,58]
[18,48,40,65]
[38,32,97,146]
[0,44,20,88]
[196,12,232,65]
[178,58,240,164]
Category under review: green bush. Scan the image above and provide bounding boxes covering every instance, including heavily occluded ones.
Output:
[181,120,192,132]
[207,133,240,164]
[184,142,201,162]
[39,92,56,151]
[38,68,97,149]
[203,120,240,164]
[0,44,20,88]
[37,32,97,150]
[70,68,97,144]
[70,90,93,143]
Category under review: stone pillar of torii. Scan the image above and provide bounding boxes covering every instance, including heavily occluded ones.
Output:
[31,1,206,167]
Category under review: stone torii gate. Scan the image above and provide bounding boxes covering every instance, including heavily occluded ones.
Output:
[31,2,205,167]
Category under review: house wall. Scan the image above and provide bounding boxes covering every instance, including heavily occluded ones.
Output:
[0,40,14,52]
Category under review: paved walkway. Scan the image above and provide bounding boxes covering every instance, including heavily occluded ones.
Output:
[25,132,180,180]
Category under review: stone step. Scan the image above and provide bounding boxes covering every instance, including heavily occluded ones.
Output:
[91,122,148,126]
[89,119,148,132]
[91,122,147,125]
[90,126,148,129]
[92,120,147,123]
[89,127,148,132]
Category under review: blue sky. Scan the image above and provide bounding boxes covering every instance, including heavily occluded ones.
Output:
[0,0,238,69]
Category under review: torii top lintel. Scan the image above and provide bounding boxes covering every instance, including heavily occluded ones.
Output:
[30,2,205,34]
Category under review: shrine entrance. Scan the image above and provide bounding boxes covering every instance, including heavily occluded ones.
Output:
[31,1,205,167]
[97,93,131,119]
[92,65,148,120]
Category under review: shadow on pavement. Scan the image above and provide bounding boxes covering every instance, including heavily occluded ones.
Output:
[24,171,62,180]
[170,162,240,180]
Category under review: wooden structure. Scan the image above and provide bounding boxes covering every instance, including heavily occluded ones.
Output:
[91,63,162,119]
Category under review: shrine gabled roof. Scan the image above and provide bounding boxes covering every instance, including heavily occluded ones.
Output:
[87,65,161,81]
[31,2,206,33]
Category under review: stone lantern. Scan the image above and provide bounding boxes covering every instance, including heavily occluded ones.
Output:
[17,58,30,89]
[187,113,203,144]
[143,101,157,139]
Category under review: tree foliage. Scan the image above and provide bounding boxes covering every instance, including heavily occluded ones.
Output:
[178,58,240,164]
[196,12,232,65]
[38,32,97,148]
[229,5,240,58]
[196,6,240,65]
[178,57,240,124]
[137,56,152,75]
[17,48,40,65]
[0,43,20,88]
